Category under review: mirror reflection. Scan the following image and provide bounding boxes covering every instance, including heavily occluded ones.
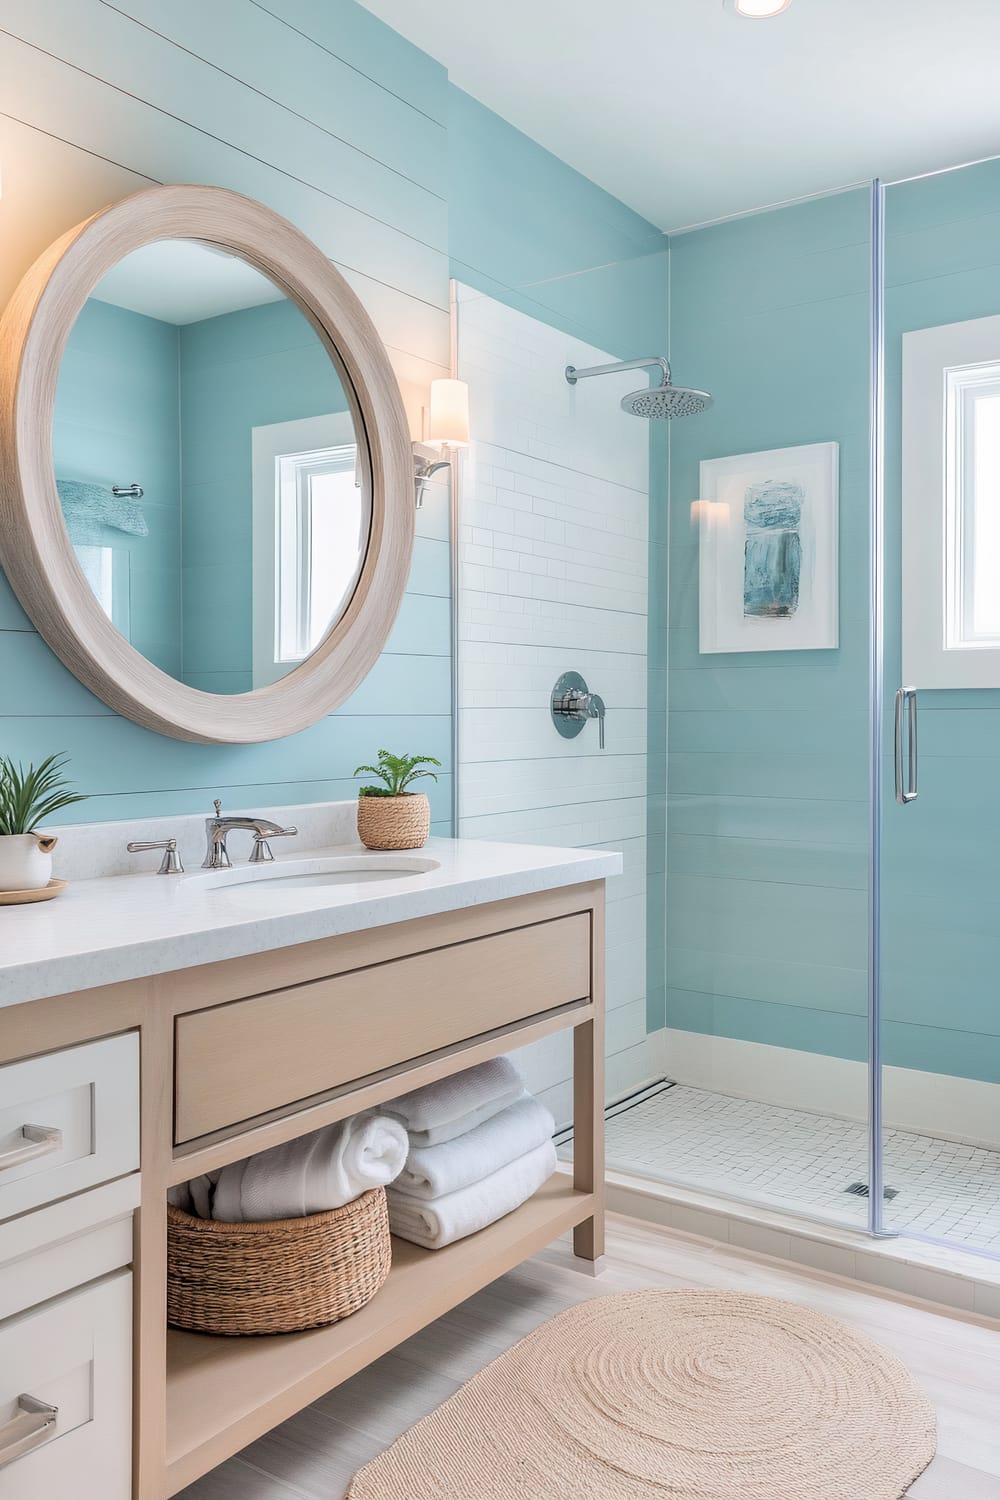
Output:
[52,239,369,693]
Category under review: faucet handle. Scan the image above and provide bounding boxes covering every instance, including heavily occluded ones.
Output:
[249,827,298,864]
[127,838,184,875]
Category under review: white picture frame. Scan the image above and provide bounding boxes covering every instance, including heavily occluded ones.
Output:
[698,441,839,654]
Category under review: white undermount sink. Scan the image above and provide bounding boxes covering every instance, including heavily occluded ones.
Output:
[194,853,440,893]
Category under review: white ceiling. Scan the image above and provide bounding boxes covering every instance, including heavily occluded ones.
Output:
[92,239,285,324]
[361,0,1000,232]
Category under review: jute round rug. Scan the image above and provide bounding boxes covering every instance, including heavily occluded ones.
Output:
[347,1290,936,1499]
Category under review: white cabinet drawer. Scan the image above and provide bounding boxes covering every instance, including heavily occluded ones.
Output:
[0,1035,139,1221]
[0,1269,131,1500]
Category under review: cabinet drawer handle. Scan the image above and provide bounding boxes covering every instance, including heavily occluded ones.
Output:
[0,1394,59,1469]
[0,1124,63,1172]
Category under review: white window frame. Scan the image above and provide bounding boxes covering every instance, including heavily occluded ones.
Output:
[251,412,362,689]
[903,312,1000,687]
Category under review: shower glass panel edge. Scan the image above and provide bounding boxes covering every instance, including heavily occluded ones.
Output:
[868,179,890,1239]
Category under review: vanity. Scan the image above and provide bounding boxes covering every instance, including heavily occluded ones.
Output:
[0,814,616,1497]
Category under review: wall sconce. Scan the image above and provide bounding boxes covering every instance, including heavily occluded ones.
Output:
[413,378,470,508]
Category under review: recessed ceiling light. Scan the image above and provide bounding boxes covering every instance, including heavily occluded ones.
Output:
[725,0,794,17]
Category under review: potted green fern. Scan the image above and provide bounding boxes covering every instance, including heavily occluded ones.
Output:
[0,754,88,891]
[353,750,441,850]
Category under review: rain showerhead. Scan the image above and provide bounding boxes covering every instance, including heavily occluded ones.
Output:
[622,383,712,420]
[565,356,712,421]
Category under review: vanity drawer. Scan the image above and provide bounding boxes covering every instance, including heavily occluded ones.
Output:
[0,1269,131,1500]
[0,1035,139,1221]
[175,910,592,1143]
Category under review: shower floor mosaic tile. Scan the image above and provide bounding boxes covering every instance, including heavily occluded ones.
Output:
[591,1084,1000,1256]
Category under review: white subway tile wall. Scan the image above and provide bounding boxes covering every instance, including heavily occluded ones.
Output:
[455,285,650,1123]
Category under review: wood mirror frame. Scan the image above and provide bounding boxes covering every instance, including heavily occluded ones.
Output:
[0,185,414,744]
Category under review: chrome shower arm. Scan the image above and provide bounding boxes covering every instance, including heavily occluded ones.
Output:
[565,356,671,386]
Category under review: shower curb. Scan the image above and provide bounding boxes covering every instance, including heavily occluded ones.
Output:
[594,1165,1000,1322]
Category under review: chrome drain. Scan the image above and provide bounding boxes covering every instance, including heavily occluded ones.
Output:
[845,1180,899,1201]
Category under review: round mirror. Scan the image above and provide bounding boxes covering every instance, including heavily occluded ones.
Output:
[0,186,414,743]
[53,239,370,695]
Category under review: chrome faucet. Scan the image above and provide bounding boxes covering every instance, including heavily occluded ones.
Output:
[202,800,298,869]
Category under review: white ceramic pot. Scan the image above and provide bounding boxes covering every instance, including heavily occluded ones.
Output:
[0,833,58,892]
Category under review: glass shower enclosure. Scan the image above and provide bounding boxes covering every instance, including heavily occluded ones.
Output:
[619,160,1000,1262]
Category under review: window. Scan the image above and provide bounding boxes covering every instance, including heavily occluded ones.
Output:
[947,366,1000,647]
[274,444,362,664]
[903,313,1000,687]
[74,544,132,638]
[251,413,367,688]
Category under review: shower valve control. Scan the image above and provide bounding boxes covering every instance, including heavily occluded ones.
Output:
[551,672,606,750]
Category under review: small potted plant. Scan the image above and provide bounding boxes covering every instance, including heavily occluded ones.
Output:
[353,750,441,851]
[0,753,88,892]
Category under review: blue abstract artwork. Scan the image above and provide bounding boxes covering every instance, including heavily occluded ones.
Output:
[743,480,803,619]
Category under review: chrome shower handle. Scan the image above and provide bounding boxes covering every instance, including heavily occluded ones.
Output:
[894,687,918,804]
[587,693,606,749]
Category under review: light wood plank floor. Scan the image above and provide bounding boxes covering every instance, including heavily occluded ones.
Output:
[178,1213,1000,1499]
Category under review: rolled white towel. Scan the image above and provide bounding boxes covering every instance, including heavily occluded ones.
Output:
[396,1092,555,1200]
[387,1138,557,1250]
[386,1056,524,1147]
[210,1112,408,1223]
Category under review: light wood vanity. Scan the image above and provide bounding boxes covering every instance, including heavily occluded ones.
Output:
[0,877,606,1499]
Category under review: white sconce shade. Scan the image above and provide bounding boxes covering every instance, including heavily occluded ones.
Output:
[725,0,793,15]
[426,379,470,449]
[690,499,731,532]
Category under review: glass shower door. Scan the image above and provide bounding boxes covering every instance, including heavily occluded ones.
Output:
[648,182,876,1229]
[876,160,1000,1255]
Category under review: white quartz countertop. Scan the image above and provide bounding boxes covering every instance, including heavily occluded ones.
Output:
[0,835,621,1008]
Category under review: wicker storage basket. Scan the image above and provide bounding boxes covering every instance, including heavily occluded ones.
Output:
[357,791,430,850]
[166,1187,391,1336]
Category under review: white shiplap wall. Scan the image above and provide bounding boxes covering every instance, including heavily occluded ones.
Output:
[455,284,651,1125]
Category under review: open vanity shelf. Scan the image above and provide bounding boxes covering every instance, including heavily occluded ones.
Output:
[165,1176,594,1493]
[79,877,603,1499]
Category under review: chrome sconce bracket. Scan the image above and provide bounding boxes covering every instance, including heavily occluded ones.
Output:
[412,441,453,509]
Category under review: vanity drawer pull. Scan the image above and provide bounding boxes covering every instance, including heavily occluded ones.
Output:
[0,1126,62,1173]
[0,1396,58,1470]
[0,1035,138,1220]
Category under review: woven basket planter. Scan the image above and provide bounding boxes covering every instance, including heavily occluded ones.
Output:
[166,1188,391,1336]
[357,792,430,850]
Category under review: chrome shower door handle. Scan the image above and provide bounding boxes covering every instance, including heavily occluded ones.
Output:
[894,686,918,804]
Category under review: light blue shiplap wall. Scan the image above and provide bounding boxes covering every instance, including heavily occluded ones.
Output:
[663,188,873,1064]
[0,0,452,828]
[0,2,667,854]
